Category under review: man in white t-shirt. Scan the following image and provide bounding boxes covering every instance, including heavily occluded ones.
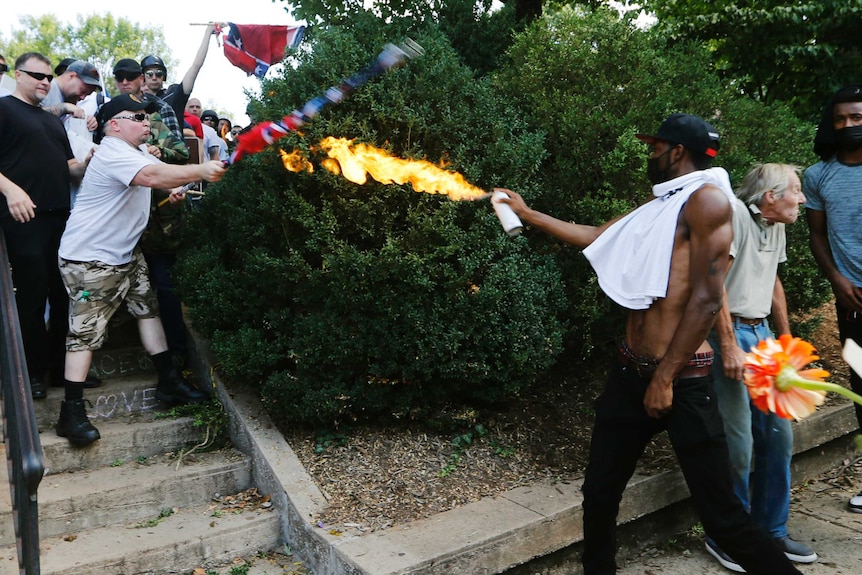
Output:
[55,93,226,446]
[185,98,221,160]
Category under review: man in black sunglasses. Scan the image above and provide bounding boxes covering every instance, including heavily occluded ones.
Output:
[113,58,185,145]
[54,93,226,445]
[113,58,188,163]
[0,52,90,401]
[141,23,218,121]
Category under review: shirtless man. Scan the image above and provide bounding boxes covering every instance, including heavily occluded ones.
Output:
[496,113,801,575]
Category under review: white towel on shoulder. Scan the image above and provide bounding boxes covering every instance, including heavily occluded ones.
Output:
[582,167,735,310]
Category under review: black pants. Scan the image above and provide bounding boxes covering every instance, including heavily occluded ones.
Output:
[143,251,187,360]
[1,213,69,378]
[836,301,862,428]
[580,363,801,575]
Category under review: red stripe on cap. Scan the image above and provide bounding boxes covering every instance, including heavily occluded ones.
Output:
[705,148,718,158]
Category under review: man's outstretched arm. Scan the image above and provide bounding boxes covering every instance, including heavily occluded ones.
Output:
[493,187,623,249]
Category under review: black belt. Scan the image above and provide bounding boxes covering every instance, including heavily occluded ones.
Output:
[732,315,764,326]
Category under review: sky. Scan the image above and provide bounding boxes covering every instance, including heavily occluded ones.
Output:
[2,1,304,126]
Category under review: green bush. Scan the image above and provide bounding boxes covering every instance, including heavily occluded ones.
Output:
[492,5,829,363]
[177,25,567,426]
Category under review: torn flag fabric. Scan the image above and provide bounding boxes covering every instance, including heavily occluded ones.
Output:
[223,23,305,78]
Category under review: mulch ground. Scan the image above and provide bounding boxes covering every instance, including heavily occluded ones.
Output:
[282,300,852,533]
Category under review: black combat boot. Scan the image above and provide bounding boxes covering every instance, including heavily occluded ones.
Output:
[29,375,47,399]
[56,399,101,446]
[156,369,208,405]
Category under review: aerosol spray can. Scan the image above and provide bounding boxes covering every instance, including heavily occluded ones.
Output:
[491,190,524,236]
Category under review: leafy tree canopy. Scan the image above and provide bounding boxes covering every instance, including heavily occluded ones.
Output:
[0,13,174,94]
[640,0,862,121]
[280,0,531,75]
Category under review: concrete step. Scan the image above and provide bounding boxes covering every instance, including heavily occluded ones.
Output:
[0,497,281,575]
[32,373,169,430]
[90,345,155,379]
[0,449,252,546]
[40,414,207,475]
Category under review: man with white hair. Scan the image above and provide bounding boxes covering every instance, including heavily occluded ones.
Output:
[704,163,816,571]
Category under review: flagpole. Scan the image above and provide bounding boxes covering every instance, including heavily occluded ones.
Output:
[229,39,424,165]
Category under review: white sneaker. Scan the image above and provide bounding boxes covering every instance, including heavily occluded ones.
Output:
[849,491,862,513]
[705,539,746,573]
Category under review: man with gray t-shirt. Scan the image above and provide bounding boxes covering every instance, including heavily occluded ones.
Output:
[805,84,862,513]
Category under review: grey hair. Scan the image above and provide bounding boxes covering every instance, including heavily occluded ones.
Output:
[735,163,801,206]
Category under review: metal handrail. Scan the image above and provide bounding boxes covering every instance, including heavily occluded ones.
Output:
[0,231,44,574]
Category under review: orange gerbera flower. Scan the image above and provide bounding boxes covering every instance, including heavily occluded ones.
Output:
[744,335,833,421]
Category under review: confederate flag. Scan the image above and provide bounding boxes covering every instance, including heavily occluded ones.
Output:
[223,23,305,78]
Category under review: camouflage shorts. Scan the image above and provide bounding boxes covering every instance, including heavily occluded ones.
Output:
[59,249,159,351]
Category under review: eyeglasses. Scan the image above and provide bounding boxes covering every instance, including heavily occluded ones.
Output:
[113,113,150,123]
[18,69,53,82]
[114,72,141,82]
[144,70,165,79]
[0,64,8,74]
[202,117,217,123]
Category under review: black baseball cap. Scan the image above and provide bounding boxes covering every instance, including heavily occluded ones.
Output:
[96,93,157,124]
[54,57,76,75]
[636,113,720,158]
[201,109,219,122]
[113,58,142,76]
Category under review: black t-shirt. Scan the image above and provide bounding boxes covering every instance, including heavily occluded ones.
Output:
[160,84,191,125]
[0,96,73,218]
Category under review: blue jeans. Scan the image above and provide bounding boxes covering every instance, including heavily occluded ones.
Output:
[707,319,793,539]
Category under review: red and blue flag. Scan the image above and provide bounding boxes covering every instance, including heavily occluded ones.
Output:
[222,23,305,78]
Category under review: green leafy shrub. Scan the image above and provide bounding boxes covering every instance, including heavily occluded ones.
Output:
[177,25,566,426]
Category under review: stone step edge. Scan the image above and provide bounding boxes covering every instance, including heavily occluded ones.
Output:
[0,501,281,575]
[186,323,860,575]
[39,415,207,476]
[0,451,252,547]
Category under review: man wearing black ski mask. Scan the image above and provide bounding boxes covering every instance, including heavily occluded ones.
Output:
[805,84,862,513]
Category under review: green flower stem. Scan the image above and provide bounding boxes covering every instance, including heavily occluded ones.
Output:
[776,365,862,407]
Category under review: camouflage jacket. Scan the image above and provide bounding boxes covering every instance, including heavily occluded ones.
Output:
[148,113,189,165]
[139,188,187,254]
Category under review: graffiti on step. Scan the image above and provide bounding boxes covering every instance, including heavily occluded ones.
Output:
[91,349,152,378]
[91,387,159,419]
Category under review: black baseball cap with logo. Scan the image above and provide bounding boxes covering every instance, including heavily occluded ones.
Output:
[636,113,720,159]
[94,93,158,143]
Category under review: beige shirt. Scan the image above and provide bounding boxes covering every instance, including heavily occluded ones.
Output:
[724,199,786,318]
